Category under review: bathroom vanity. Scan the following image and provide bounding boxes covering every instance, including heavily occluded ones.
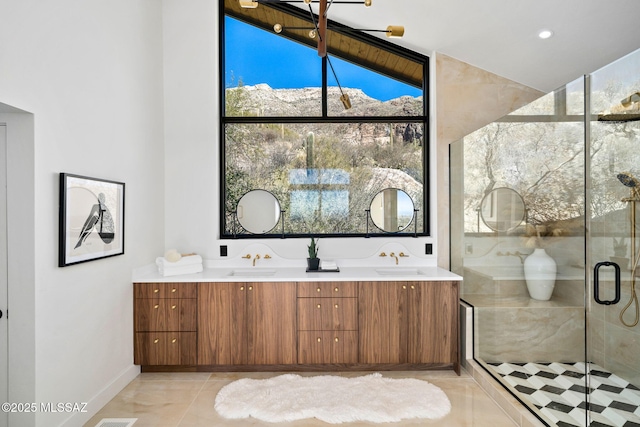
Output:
[133,256,462,374]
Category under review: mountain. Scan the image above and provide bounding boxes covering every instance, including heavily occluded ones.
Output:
[227,84,424,145]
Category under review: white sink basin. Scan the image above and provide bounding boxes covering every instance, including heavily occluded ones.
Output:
[227,268,277,277]
[375,268,425,276]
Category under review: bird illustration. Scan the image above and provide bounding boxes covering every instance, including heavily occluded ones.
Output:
[74,193,115,249]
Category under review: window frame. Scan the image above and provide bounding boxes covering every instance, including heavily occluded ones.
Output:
[219,0,430,239]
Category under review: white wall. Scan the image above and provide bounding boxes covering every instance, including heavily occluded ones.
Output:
[162,0,440,265]
[0,1,165,426]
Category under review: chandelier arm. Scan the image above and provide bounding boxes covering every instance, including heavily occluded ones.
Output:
[325,0,334,16]
[326,55,343,95]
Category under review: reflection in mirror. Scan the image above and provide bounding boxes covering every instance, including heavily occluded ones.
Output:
[479,187,526,232]
[236,190,281,234]
[370,188,415,232]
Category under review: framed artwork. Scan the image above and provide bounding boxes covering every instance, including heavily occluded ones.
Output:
[59,173,125,267]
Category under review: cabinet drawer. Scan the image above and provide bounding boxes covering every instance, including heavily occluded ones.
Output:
[134,298,196,332]
[297,282,357,298]
[297,298,357,331]
[298,331,358,364]
[134,332,196,365]
[134,282,197,299]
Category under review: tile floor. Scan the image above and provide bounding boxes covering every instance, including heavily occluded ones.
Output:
[489,362,640,427]
[84,369,519,427]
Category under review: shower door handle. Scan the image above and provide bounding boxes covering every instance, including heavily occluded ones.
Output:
[594,261,621,305]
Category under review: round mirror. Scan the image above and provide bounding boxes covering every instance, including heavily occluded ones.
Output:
[236,190,281,234]
[479,187,526,232]
[370,188,415,232]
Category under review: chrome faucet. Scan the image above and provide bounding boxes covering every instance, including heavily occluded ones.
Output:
[253,254,261,266]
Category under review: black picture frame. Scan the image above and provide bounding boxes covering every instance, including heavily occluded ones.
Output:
[58,173,125,267]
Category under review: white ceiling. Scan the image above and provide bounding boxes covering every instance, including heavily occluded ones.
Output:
[295,0,640,92]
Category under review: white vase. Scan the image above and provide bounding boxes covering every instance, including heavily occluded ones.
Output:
[524,248,557,300]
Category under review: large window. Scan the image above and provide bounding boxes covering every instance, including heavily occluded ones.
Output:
[221,0,429,237]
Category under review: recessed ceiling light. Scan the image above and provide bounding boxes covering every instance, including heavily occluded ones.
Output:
[538,29,554,39]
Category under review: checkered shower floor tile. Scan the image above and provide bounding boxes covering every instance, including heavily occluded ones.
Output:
[488,362,640,427]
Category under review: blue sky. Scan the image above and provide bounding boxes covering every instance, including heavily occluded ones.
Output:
[225,17,421,102]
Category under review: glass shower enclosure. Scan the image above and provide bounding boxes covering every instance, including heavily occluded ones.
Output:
[451,48,640,426]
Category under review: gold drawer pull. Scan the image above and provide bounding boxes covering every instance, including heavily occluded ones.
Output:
[153,289,159,293]
[334,304,338,308]
[317,337,322,342]
[171,338,177,343]
[153,339,159,344]
[171,305,177,310]
[171,288,177,293]
[334,337,339,342]
[317,287,321,293]
[240,286,245,291]
[411,285,415,290]
[249,286,253,291]
[334,287,339,292]
[154,304,159,309]
[317,304,321,309]
[402,285,407,289]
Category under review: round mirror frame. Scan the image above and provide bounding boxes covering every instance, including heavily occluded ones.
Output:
[479,187,526,232]
[369,188,415,233]
[236,189,281,234]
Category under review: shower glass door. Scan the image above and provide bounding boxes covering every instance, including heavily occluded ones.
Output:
[586,48,640,426]
[450,77,590,426]
[451,46,640,426]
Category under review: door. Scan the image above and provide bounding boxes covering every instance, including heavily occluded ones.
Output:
[358,281,406,364]
[407,281,458,366]
[197,282,247,365]
[587,51,640,427]
[246,282,296,364]
[0,124,7,427]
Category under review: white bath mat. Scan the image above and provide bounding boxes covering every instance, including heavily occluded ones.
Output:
[214,373,451,424]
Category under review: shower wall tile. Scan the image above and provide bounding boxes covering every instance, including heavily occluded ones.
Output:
[435,54,544,268]
[550,280,584,306]
[605,323,640,377]
[588,315,606,367]
[477,307,584,362]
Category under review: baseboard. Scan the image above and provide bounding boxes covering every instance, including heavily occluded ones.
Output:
[60,364,140,427]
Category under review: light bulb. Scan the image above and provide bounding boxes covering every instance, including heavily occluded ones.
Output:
[238,0,258,8]
[309,29,317,39]
[273,23,283,33]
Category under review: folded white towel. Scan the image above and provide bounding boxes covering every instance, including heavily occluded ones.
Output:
[321,260,338,270]
[156,254,203,268]
[157,263,203,277]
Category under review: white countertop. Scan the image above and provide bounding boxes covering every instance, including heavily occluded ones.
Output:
[133,265,462,283]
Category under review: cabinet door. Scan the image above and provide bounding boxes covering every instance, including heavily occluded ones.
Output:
[198,282,247,365]
[134,332,196,365]
[135,298,196,332]
[298,281,358,298]
[298,331,358,364]
[246,282,297,365]
[297,298,357,331]
[407,281,458,364]
[358,281,407,364]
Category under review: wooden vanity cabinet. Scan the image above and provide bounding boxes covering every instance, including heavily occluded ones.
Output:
[133,282,197,366]
[198,282,297,366]
[297,282,358,364]
[134,279,459,373]
[359,281,459,371]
